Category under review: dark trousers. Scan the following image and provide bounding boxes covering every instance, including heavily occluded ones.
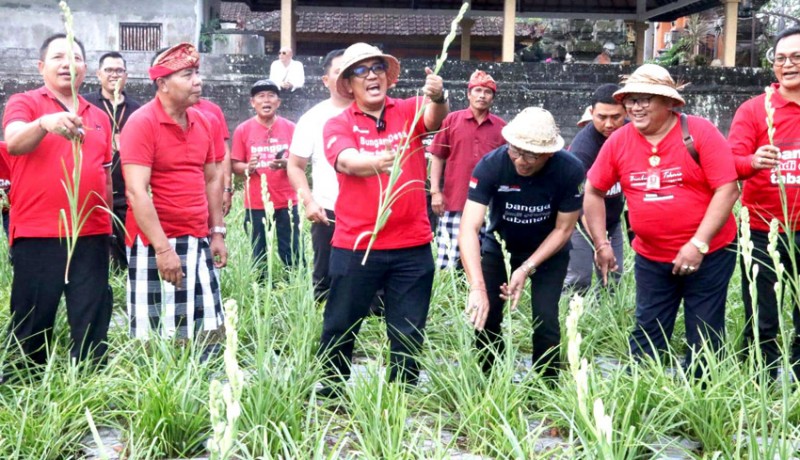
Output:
[741,229,800,379]
[110,205,128,270]
[244,206,302,269]
[1,210,8,238]
[318,244,434,385]
[8,236,111,365]
[631,245,735,377]
[310,208,335,301]
[478,249,570,377]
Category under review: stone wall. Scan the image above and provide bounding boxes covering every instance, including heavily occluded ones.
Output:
[0,51,776,142]
[0,0,201,52]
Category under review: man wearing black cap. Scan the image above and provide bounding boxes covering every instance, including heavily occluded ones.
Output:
[231,79,300,272]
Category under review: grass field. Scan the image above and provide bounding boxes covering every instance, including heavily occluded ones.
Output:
[0,198,799,460]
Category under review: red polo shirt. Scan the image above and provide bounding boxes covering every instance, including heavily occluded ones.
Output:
[194,98,229,162]
[324,96,432,250]
[2,86,112,245]
[0,141,9,211]
[588,113,737,262]
[120,97,217,246]
[729,83,800,232]
[231,116,297,210]
[429,109,506,211]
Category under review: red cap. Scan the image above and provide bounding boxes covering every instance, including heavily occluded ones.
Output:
[467,70,497,93]
[148,43,200,81]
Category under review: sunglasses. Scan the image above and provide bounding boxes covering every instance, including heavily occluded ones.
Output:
[349,62,388,79]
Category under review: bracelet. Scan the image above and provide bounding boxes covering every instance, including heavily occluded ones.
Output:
[38,117,47,133]
[223,187,233,193]
[155,247,172,256]
[594,240,611,254]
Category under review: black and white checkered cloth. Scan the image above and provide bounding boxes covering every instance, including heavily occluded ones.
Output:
[435,211,463,269]
[127,235,223,339]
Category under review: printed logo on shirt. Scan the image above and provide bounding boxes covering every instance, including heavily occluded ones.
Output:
[771,149,800,187]
[469,177,478,189]
[353,126,370,134]
[503,202,551,224]
[497,185,521,193]
[0,179,9,190]
[606,182,622,197]
[575,180,585,197]
[630,167,682,190]
[326,136,338,150]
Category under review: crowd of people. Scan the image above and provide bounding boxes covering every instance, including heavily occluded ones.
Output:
[1,28,799,391]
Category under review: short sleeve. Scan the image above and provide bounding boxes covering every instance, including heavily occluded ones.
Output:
[586,139,619,193]
[230,124,248,163]
[692,117,737,188]
[466,154,498,206]
[428,116,451,159]
[290,111,315,159]
[120,111,156,167]
[728,99,759,179]
[2,93,36,128]
[558,159,585,213]
[323,114,356,167]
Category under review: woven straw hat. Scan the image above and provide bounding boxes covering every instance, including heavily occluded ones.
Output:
[576,105,593,127]
[613,64,686,107]
[335,42,401,99]
[502,107,564,153]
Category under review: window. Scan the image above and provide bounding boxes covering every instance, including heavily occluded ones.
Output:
[119,23,162,51]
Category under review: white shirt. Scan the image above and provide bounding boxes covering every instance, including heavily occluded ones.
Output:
[269,59,305,91]
[289,99,346,210]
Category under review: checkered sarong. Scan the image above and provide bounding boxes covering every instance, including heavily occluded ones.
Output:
[127,235,223,339]
[435,211,463,269]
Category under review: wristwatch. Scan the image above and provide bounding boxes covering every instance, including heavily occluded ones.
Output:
[431,90,449,104]
[519,260,536,276]
[690,237,708,254]
[210,226,227,238]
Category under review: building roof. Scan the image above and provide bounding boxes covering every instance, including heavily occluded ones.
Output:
[220,3,530,37]
[227,0,723,23]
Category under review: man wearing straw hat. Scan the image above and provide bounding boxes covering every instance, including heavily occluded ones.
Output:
[564,84,627,294]
[429,69,506,270]
[583,64,739,377]
[730,26,800,380]
[318,42,448,395]
[121,43,226,341]
[459,107,584,377]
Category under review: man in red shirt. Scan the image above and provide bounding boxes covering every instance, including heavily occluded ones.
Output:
[231,79,300,272]
[0,141,10,238]
[194,98,233,217]
[584,64,739,378]
[121,43,226,340]
[429,70,506,269]
[2,34,113,367]
[318,42,448,395]
[730,27,800,380]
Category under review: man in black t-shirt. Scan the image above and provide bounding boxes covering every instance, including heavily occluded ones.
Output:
[83,51,141,270]
[459,107,584,377]
[564,84,627,294]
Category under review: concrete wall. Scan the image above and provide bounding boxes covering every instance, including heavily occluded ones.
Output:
[0,0,200,52]
[0,51,776,143]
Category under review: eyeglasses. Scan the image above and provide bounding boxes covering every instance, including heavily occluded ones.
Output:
[279,51,289,55]
[102,67,126,76]
[349,62,388,79]
[622,96,652,109]
[508,145,546,162]
[773,52,800,67]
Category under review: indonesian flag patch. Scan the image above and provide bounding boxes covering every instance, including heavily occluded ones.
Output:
[469,177,478,189]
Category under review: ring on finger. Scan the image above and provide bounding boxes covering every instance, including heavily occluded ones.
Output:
[688,266,696,271]
[681,264,689,270]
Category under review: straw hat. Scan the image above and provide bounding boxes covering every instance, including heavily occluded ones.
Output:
[501,107,564,153]
[613,63,686,107]
[576,105,593,127]
[335,42,401,99]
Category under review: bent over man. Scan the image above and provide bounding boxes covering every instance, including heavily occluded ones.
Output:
[459,107,583,377]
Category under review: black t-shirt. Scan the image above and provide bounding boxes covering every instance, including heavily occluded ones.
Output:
[83,90,142,207]
[569,123,624,230]
[468,145,585,256]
